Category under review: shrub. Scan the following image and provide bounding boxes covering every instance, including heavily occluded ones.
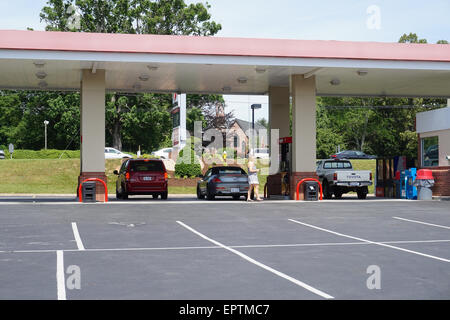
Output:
[174,162,202,177]
[175,146,202,177]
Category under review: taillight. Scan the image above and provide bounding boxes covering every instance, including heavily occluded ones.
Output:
[213,177,222,183]
[164,172,168,180]
[331,155,337,158]
[333,173,337,181]
[125,172,130,180]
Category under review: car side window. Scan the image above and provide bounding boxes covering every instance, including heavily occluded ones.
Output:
[120,160,128,174]
[204,169,212,178]
[316,161,322,171]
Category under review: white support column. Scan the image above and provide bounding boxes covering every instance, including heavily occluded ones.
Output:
[269,86,290,139]
[267,86,290,195]
[79,69,106,200]
[289,75,317,199]
[290,75,317,173]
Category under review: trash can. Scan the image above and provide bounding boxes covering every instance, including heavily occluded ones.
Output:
[82,181,96,203]
[304,181,319,201]
[414,169,434,200]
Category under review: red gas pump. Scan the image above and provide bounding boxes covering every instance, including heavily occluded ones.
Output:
[279,137,292,196]
[265,136,292,198]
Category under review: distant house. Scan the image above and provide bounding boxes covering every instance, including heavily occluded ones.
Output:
[226,119,268,157]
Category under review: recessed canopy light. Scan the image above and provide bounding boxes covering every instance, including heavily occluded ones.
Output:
[139,74,149,81]
[237,77,248,84]
[255,67,266,74]
[222,86,231,92]
[147,65,159,71]
[133,83,142,91]
[33,61,46,68]
[36,71,47,80]
[330,78,341,86]
[357,70,369,76]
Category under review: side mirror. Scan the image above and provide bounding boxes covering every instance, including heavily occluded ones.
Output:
[113,170,119,175]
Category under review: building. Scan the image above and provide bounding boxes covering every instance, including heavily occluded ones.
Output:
[227,119,268,157]
[416,104,450,196]
[1,30,450,200]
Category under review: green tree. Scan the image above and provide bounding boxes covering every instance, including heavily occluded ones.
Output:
[40,0,222,151]
[0,91,81,150]
[256,118,269,130]
[399,32,427,44]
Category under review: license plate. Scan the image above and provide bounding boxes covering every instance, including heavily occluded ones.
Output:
[350,182,359,186]
[231,188,240,193]
[143,177,153,181]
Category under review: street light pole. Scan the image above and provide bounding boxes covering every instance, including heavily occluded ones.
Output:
[250,104,262,154]
[44,120,49,150]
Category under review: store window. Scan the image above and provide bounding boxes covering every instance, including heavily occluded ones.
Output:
[421,136,439,167]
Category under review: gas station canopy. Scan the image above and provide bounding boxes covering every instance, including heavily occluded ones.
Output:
[0,29,450,97]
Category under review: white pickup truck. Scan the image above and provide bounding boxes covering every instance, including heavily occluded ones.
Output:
[316,159,372,199]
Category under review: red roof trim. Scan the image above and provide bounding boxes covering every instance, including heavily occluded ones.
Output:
[1,30,450,62]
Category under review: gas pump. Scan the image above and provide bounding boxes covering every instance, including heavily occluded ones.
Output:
[279,137,292,196]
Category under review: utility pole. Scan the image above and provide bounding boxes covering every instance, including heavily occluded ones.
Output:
[44,120,49,150]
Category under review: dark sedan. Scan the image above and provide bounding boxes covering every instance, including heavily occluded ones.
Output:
[330,150,377,160]
[197,166,249,200]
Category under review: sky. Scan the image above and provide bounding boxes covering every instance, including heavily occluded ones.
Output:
[0,0,449,122]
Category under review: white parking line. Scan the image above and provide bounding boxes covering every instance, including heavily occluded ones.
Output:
[289,219,450,263]
[176,220,334,299]
[71,222,85,250]
[56,250,66,300]
[393,217,450,230]
[1,239,450,254]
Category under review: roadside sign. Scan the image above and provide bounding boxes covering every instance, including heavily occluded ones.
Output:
[8,143,13,160]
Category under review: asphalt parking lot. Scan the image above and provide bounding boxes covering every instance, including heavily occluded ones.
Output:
[0,196,449,300]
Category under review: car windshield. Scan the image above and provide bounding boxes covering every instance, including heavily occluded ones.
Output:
[130,161,164,172]
[323,161,352,169]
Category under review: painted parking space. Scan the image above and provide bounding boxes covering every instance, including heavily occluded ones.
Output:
[0,200,448,299]
[61,249,325,300]
[0,222,77,252]
[0,252,57,300]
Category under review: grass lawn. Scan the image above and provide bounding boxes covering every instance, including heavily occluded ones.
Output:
[0,158,198,195]
[0,158,375,195]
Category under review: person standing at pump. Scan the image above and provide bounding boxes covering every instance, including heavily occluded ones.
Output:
[247,155,263,202]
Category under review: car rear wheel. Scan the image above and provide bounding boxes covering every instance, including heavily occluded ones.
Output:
[152,194,159,199]
[197,186,205,199]
[232,195,241,200]
[161,191,168,200]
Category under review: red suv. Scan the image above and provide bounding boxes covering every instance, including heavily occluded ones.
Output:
[114,159,168,200]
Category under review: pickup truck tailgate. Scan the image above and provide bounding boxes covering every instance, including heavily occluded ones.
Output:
[336,170,371,182]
